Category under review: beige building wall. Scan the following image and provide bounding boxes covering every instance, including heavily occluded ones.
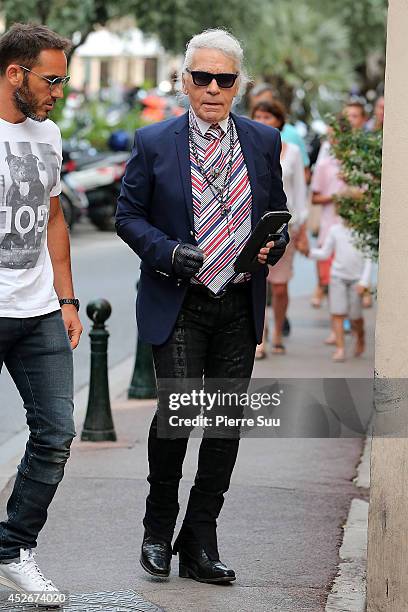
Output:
[69,55,156,94]
[69,57,101,95]
[374,2,408,378]
[111,57,127,85]
[88,59,101,94]
[133,58,145,86]
[367,0,408,610]
[69,56,84,91]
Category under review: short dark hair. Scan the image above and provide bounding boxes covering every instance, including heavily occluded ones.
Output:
[0,23,72,75]
[251,100,286,130]
[345,101,367,117]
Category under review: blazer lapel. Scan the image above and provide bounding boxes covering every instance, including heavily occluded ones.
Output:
[174,113,194,230]
[232,113,260,228]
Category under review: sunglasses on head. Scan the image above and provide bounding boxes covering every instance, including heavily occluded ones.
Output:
[186,68,238,89]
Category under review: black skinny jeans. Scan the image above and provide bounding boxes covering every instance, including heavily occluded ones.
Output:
[143,284,257,559]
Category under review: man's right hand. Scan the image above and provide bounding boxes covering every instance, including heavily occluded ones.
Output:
[173,244,205,278]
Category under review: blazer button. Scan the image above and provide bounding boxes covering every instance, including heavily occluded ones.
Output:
[190,230,194,237]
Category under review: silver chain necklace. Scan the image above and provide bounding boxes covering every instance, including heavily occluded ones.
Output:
[189,117,235,222]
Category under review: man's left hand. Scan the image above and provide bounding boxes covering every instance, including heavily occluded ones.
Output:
[257,235,287,265]
[61,305,83,350]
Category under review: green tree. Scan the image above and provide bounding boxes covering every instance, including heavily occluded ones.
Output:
[0,0,386,117]
[243,0,353,117]
[0,0,254,61]
[309,0,387,93]
[0,0,133,58]
[126,0,356,118]
[330,118,382,258]
[132,0,256,54]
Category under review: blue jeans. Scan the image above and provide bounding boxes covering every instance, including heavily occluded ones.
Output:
[0,310,75,560]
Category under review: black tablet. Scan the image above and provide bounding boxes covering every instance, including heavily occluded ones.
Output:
[234,211,292,273]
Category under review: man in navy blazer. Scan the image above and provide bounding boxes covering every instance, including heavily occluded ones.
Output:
[116,29,288,584]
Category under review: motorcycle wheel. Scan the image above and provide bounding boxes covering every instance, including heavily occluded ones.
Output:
[89,214,116,231]
[87,184,118,231]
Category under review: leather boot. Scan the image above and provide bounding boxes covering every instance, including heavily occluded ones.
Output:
[140,530,172,577]
[173,531,235,584]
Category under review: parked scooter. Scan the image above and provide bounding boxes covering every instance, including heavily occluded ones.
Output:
[63,150,128,231]
[59,177,89,230]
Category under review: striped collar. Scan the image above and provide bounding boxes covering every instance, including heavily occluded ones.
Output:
[189,108,229,136]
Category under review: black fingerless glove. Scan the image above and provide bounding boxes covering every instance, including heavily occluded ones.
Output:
[266,235,288,266]
[173,243,205,278]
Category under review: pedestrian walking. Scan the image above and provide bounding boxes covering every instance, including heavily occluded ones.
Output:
[116,29,288,584]
[0,23,82,600]
[304,218,372,362]
[252,100,308,356]
[309,129,343,316]
[249,83,310,180]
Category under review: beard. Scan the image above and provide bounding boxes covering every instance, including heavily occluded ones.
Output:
[13,75,47,122]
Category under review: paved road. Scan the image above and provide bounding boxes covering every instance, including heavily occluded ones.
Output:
[0,222,139,446]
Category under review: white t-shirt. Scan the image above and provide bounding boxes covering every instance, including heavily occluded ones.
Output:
[0,117,62,317]
[309,221,372,287]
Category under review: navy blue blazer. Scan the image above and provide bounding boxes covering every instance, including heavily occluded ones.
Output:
[116,111,288,346]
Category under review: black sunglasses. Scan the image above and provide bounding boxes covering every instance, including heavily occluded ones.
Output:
[186,68,238,89]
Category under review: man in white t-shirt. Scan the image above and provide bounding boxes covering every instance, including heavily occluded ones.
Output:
[0,23,82,600]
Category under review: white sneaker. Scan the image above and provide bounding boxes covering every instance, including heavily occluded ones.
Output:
[0,549,60,606]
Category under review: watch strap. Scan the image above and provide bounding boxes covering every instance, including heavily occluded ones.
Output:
[59,298,80,311]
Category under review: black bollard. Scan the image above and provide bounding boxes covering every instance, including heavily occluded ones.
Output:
[128,280,157,400]
[128,337,157,399]
[81,299,117,442]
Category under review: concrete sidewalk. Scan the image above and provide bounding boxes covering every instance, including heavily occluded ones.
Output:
[254,293,375,378]
[0,294,375,611]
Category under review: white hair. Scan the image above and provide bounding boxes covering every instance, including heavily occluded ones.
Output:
[180,28,251,100]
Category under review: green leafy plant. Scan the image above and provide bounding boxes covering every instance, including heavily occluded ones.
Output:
[330,118,382,258]
[52,100,145,149]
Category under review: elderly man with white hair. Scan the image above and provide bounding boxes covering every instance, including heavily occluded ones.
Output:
[116,28,288,584]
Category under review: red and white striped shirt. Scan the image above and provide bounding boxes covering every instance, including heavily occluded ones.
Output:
[189,109,252,294]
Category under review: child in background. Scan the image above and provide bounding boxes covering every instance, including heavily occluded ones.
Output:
[304,219,372,362]
[310,130,344,312]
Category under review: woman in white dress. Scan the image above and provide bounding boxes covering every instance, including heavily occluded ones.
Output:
[252,100,309,357]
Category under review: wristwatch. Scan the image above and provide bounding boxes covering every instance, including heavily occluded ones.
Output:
[59,298,80,311]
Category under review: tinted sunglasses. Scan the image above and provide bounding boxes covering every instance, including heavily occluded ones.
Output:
[18,65,70,93]
[186,68,238,88]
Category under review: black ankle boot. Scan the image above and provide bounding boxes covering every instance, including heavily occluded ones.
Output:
[140,531,172,577]
[173,536,235,584]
